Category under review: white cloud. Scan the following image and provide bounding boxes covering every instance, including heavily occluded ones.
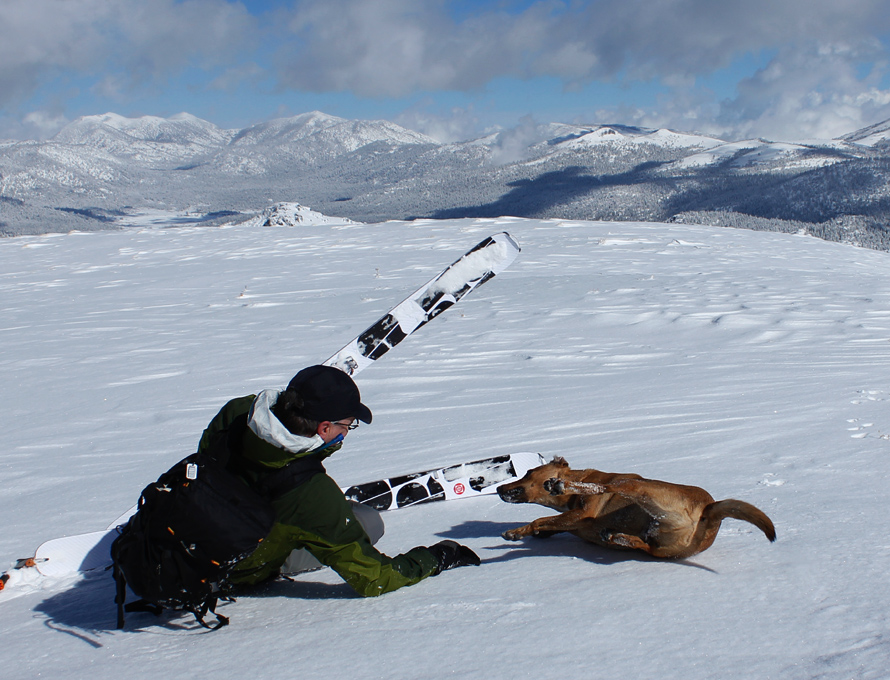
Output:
[22,110,70,136]
[275,0,558,96]
[4,0,890,142]
[702,41,890,140]
[573,36,890,141]
[0,110,70,141]
[394,102,483,144]
[0,0,255,109]
[260,0,890,140]
[273,0,890,93]
[488,115,549,164]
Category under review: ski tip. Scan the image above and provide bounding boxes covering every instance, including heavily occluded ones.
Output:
[480,232,520,276]
[14,557,40,569]
[494,231,521,253]
[0,557,43,591]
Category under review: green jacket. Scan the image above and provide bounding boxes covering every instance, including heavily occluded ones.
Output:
[196,391,440,596]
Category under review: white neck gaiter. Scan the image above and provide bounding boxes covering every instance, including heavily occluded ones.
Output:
[247,388,325,454]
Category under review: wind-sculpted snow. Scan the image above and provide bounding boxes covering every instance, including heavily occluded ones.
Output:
[1,218,890,678]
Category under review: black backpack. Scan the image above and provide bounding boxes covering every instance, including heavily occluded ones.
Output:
[111,414,324,629]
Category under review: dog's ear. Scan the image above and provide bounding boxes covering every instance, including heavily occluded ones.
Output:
[551,456,569,467]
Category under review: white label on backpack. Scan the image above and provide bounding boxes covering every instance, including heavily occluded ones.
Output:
[186,463,198,480]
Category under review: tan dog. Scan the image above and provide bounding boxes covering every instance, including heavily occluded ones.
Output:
[497,457,776,559]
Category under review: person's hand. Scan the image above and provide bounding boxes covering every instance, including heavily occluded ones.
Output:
[427,540,481,574]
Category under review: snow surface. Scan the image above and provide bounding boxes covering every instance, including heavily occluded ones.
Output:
[2,217,890,679]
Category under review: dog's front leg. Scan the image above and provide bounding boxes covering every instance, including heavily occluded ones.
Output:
[548,479,607,496]
[503,510,590,541]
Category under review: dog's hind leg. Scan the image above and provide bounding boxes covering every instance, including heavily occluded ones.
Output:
[600,532,653,552]
[582,478,713,521]
[577,478,716,557]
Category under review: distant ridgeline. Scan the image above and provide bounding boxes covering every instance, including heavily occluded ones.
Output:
[2,111,890,250]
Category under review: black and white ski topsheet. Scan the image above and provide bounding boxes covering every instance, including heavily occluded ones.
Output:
[344,452,545,511]
[324,232,520,375]
[1,232,523,581]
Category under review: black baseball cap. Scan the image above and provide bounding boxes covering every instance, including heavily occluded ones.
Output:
[286,365,372,424]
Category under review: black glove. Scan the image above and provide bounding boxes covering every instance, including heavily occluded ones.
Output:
[427,540,481,575]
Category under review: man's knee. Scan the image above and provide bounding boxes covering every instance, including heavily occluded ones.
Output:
[281,503,385,575]
[350,502,384,544]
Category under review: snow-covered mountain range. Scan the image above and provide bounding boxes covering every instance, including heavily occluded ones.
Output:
[2,110,890,248]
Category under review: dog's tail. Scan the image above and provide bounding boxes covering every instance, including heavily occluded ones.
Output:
[703,499,776,542]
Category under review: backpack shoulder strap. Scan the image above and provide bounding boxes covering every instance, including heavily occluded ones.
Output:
[201,412,250,466]
[218,413,327,500]
[254,456,326,500]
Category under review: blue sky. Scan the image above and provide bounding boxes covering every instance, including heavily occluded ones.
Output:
[2,0,890,142]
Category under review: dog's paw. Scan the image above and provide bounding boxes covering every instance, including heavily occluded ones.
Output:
[502,528,526,541]
[543,478,565,495]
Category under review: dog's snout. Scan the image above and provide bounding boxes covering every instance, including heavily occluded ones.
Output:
[497,484,525,503]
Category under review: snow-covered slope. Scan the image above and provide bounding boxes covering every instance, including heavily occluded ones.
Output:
[1,218,889,679]
[241,201,359,227]
[672,139,836,170]
[550,124,723,151]
[841,118,890,146]
[230,111,437,150]
[52,112,235,163]
[55,112,232,146]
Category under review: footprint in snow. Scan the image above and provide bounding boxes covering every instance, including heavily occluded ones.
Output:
[846,390,890,440]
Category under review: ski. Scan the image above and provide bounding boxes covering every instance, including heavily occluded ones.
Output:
[2,233,522,585]
[324,231,520,375]
[2,453,542,581]
[34,530,114,577]
[0,504,142,584]
[343,452,545,511]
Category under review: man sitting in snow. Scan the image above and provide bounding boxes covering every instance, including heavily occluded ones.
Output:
[199,365,479,596]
